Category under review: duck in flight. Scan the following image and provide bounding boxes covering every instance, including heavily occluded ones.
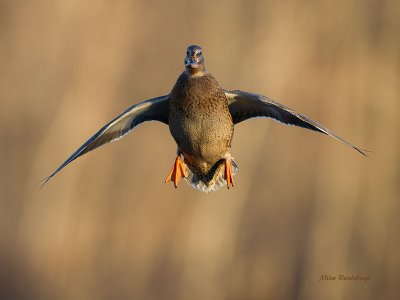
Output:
[42,45,366,192]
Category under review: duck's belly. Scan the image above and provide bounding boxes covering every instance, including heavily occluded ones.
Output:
[169,112,233,172]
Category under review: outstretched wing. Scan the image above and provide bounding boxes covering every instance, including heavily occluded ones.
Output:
[225,90,366,155]
[42,95,170,186]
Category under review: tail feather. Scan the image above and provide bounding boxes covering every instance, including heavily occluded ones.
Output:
[183,159,239,193]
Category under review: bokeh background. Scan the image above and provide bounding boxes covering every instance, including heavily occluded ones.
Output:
[1,0,399,299]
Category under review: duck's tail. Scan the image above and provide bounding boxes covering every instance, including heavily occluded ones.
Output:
[183,158,239,193]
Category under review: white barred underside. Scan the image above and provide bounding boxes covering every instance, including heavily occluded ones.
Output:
[183,159,239,193]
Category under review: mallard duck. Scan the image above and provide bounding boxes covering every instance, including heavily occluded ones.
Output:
[42,45,366,192]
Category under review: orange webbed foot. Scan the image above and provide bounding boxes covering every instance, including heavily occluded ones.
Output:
[165,155,187,188]
[225,159,234,189]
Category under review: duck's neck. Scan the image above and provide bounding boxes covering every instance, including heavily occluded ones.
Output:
[185,67,206,78]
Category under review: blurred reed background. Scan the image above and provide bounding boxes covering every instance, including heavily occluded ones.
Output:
[0,0,399,299]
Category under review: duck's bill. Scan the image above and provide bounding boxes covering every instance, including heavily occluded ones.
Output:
[185,59,198,69]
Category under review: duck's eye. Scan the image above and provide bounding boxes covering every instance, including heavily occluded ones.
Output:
[198,51,202,56]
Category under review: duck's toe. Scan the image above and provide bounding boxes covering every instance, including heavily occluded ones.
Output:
[225,159,234,189]
[165,155,187,188]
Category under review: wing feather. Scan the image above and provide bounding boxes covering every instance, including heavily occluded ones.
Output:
[41,95,169,186]
[225,90,367,156]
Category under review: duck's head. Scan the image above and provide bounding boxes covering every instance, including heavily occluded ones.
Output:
[184,45,205,76]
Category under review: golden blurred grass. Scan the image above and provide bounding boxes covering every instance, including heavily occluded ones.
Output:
[0,0,399,299]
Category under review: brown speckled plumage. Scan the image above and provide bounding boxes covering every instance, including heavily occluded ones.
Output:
[169,72,233,174]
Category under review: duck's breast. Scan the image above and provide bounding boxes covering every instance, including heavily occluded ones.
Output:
[168,73,234,166]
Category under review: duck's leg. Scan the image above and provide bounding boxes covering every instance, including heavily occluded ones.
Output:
[225,159,234,189]
[165,155,187,188]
